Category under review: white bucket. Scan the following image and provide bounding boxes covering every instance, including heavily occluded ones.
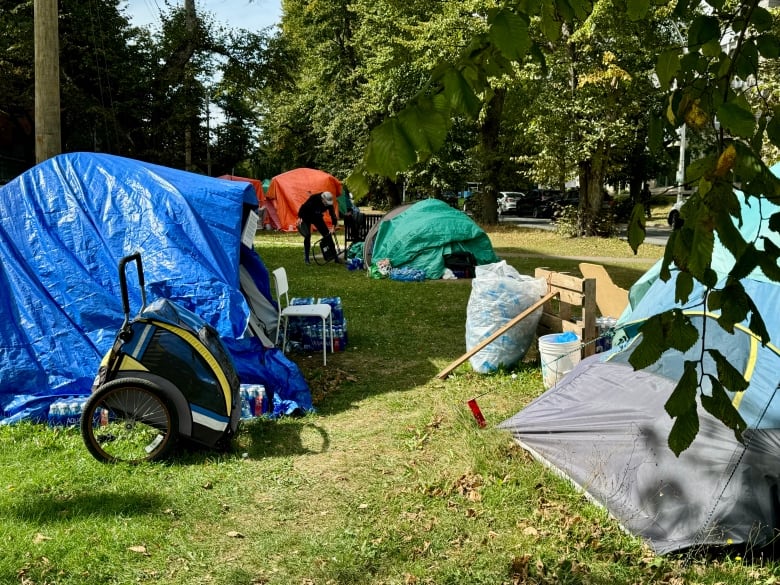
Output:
[538,333,581,389]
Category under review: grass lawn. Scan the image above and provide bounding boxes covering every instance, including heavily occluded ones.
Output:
[0,225,772,584]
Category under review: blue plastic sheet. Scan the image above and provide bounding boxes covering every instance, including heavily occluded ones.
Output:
[0,152,311,423]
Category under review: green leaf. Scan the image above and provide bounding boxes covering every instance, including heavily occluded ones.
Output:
[728,243,759,281]
[700,375,746,442]
[734,39,759,79]
[626,0,650,21]
[441,67,481,118]
[716,282,749,332]
[688,15,720,47]
[666,363,700,456]
[770,212,780,234]
[345,167,371,199]
[673,0,693,17]
[749,6,774,33]
[717,102,756,139]
[756,34,780,59]
[629,319,667,370]
[674,270,694,304]
[364,118,417,177]
[668,309,700,353]
[627,205,646,254]
[687,213,715,281]
[540,0,562,42]
[665,361,699,417]
[668,409,700,456]
[397,98,449,155]
[707,349,748,394]
[568,0,591,20]
[656,49,681,89]
[489,9,531,62]
[733,141,771,197]
[648,115,665,153]
[746,297,770,344]
[701,38,722,58]
[686,154,717,184]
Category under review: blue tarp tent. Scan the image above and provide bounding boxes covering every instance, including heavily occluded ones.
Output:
[0,152,311,423]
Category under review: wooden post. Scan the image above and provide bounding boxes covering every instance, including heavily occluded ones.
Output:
[34,0,61,162]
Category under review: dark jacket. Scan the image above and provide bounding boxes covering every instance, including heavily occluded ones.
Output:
[298,193,338,226]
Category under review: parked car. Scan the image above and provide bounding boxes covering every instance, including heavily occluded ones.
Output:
[532,189,567,218]
[497,191,520,215]
[667,198,686,226]
[498,191,545,216]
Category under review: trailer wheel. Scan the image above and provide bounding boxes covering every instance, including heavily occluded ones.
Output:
[81,378,177,464]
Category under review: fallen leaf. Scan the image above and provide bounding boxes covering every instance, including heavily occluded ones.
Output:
[226,531,245,538]
[128,545,149,556]
[33,533,51,544]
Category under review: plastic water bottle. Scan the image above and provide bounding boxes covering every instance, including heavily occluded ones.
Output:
[253,386,266,417]
[48,401,64,426]
[240,387,253,419]
[67,399,82,426]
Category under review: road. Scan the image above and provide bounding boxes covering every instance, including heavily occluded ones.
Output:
[498,215,671,247]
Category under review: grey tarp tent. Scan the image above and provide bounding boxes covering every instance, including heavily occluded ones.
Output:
[500,164,780,554]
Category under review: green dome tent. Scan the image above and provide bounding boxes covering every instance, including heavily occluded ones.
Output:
[370,199,499,279]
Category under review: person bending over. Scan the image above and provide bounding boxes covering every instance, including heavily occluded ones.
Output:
[297,191,338,264]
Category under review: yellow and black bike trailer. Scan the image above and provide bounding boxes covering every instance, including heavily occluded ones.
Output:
[81,253,241,463]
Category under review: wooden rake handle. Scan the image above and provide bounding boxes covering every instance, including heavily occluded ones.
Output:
[436,290,559,380]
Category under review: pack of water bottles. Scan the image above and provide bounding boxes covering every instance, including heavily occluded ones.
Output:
[595,316,618,353]
[239,384,270,420]
[287,296,348,353]
[47,396,89,427]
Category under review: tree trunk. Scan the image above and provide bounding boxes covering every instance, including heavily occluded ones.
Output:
[578,150,607,236]
[476,88,506,225]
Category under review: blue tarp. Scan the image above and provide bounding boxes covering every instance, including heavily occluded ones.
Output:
[0,152,311,423]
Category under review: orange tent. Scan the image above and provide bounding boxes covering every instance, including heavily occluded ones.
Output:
[266,168,342,232]
[219,174,284,230]
[219,174,264,203]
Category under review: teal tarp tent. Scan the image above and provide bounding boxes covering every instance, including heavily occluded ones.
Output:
[370,199,499,279]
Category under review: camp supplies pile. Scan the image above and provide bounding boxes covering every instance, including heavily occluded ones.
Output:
[286,297,348,353]
[466,262,547,373]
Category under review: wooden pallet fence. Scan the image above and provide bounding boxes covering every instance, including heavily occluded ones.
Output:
[534,268,597,358]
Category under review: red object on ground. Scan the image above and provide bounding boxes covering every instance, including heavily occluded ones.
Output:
[467,398,487,428]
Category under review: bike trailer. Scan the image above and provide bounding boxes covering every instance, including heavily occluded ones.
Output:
[82,253,241,463]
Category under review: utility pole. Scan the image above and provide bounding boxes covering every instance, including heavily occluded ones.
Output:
[34,0,62,162]
[184,0,196,171]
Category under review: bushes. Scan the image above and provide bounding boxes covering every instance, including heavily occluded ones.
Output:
[553,204,618,238]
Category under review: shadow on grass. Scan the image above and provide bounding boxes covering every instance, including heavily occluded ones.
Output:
[238,417,330,458]
[4,489,168,523]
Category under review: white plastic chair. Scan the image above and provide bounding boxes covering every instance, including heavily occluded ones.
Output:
[271,267,333,365]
